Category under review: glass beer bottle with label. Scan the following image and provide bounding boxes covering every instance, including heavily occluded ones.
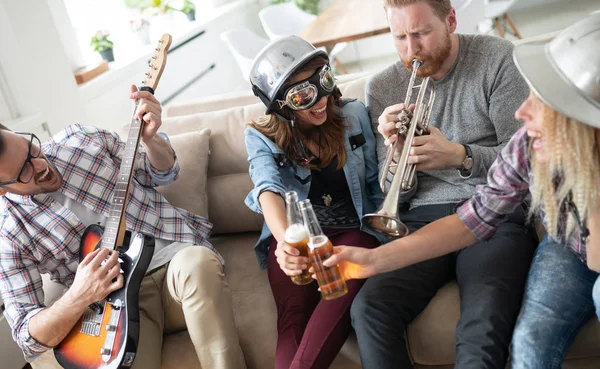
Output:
[299,199,348,300]
[284,191,313,285]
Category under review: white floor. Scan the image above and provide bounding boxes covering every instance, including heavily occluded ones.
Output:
[343,0,600,75]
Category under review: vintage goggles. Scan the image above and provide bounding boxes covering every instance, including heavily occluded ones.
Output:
[276,65,336,111]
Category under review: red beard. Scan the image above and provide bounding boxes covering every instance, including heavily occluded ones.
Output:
[402,33,452,77]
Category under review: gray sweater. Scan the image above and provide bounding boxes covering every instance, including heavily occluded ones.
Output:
[366,34,529,208]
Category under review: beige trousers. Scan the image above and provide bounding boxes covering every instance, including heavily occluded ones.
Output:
[132,245,246,369]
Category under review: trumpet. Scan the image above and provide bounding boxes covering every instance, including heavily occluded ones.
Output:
[362,59,436,237]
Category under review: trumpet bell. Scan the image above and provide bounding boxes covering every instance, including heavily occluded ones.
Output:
[362,213,409,238]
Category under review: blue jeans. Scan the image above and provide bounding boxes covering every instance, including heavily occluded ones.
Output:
[594,275,600,319]
[511,236,599,368]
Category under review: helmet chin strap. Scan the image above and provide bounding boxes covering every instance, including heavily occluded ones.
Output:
[276,110,315,165]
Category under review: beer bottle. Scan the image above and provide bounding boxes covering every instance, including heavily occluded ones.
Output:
[284,191,313,285]
[299,199,348,300]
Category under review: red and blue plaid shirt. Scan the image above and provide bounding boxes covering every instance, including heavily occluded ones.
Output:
[0,124,217,359]
[457,126,586,260]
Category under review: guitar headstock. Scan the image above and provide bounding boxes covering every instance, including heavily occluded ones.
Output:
[142,33,173,91]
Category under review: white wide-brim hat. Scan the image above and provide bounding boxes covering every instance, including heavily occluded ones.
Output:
[513,12,600,128]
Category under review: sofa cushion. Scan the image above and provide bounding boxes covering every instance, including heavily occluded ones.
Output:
[338,74,370,103]
[208,173,263,235]
[406,281,600,365]
[156,129,211,218]
[162,103,264,176]
[210,232,276,369]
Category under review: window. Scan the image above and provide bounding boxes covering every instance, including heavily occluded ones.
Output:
[60,0,221,68]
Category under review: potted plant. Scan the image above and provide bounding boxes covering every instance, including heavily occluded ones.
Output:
[130,17,151,45]
[90,31,115,62]
[180,0,196,21]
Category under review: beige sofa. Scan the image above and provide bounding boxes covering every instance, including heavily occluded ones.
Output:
[32,72,600,369]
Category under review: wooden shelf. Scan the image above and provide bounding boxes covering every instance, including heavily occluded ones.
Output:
[73,61,109,85]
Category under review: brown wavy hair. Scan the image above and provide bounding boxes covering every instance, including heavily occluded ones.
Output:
[248,56,347,170]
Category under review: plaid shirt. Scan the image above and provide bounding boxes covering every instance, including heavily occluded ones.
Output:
[0,124,218,359]
[457,126,586,260]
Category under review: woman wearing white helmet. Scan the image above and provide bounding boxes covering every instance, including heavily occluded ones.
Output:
[320,13,600,368]
[243,36,385,369]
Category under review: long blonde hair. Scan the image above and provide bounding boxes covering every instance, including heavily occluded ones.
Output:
[530,105,600,239]
[248,57,347,170]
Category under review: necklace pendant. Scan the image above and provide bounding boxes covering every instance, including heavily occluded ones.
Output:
[322,194,332,207]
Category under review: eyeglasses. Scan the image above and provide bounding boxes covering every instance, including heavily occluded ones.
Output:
[0,132,42,186]
[276,65,336,111]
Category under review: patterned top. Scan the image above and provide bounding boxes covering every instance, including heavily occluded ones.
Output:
[0,124,218,359]
[456,127,586,260]
[308,156,360,229]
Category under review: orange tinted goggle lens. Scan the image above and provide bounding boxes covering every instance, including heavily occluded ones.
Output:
[286,84,318,110]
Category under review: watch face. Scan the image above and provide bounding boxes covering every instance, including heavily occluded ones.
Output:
[463,157,473,170]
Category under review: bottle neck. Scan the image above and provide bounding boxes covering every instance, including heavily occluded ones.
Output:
[286,194,303,226]
[299,201,324,237]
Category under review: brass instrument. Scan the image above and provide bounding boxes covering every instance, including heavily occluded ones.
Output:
[362,59,436,237]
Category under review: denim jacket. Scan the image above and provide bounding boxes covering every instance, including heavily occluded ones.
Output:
[244,99,385,269]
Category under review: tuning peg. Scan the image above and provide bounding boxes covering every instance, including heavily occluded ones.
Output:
[155,47,160,51]
[152,56,157,60]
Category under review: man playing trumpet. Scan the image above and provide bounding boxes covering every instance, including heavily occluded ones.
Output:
[351,0,537,368]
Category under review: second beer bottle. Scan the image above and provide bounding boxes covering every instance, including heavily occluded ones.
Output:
[299,199,348,300]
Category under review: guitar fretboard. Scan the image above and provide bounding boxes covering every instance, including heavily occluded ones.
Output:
[100,113,144,250]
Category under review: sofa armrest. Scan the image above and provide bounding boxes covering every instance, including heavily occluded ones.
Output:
[164,91,261,118]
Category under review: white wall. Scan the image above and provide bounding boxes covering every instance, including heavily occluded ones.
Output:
[0,0,86,135]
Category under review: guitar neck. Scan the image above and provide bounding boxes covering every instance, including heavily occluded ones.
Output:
[100,116,144,250]
[99,34,172,251]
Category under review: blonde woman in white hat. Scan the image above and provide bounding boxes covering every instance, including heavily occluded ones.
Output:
[320,13,600,368]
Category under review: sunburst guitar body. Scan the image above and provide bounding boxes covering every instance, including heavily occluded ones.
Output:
[54,226,154,369]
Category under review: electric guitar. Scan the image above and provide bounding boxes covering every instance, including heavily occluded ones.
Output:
[54,33,173,369]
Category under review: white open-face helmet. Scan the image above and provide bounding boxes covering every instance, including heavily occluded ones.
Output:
[513,12,600,128]
[249,35,330,114]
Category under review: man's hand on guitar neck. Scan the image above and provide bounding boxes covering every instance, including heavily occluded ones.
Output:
[28,248,123,347]
[130,84,175,171]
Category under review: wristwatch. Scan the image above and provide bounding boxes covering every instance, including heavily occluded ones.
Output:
[458,144,473,178]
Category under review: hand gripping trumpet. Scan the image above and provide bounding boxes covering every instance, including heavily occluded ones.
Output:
[362,59,436,237]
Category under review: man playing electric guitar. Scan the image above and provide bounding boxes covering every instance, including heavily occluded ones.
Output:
[0,85,246,369]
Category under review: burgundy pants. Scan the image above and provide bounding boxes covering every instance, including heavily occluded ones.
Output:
[267,229,380,369]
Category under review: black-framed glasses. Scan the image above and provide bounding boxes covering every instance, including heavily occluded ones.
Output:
[0,132,41,186]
